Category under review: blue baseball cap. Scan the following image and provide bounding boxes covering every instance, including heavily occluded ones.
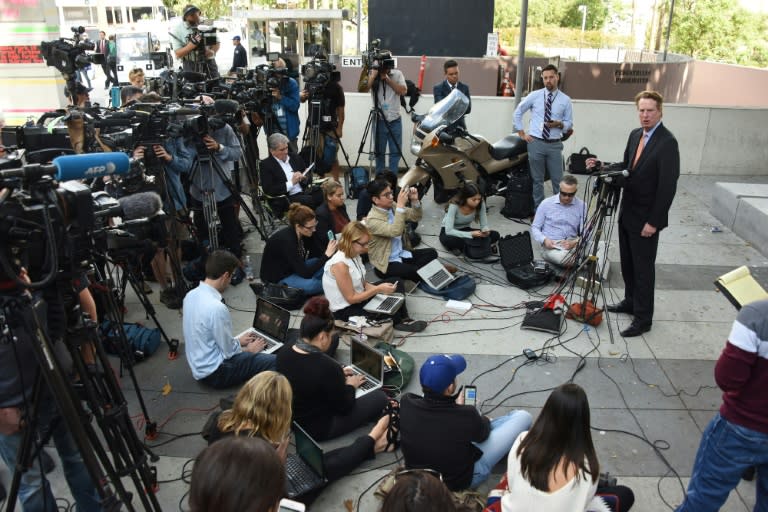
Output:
[419,354,467,393]
[232,35,241,40]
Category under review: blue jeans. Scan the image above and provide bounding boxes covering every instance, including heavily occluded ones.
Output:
[201,352,277,389]
[279,258,324,296]
[676,413,768,512]
[470,410,532,488]
[527,138,564,209]
[0,395,102,512]
[374,117,402,174]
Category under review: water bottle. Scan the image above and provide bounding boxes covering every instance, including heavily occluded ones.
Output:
[243,255,254,281]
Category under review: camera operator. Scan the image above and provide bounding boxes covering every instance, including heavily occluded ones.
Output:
[300,56,346,182]
[170,5,220,79]
[130,92,196,308]
[361,55,406,174]
[268,58,301,154]
[66,82,92,108]
[0,268,102,511]
[188,109,245,280]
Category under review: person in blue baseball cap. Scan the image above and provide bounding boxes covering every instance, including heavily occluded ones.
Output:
[230,35,247,73]
[399,354,532,491]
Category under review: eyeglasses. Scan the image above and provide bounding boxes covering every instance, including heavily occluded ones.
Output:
[394,468,443,483]
[379,191,394,198]
[301,223,317,231]
[559,190,576,197]
[354,240,369,247]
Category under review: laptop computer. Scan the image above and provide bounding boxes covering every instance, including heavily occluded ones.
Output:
[285,422,327,498]
[235,297,290,354]
[348,337,385,399]
[417,259,457,290]
[363,293,404,315]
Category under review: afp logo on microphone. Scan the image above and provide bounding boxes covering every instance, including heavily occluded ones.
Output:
[84,162,118,177]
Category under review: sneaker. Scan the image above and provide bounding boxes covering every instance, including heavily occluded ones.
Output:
[394,318,427,333]
[450,248,462,257]
[230,266,246,286]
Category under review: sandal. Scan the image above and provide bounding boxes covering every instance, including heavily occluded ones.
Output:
[382,400,401,452]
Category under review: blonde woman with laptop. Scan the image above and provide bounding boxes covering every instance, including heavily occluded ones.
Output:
[322,222,426,333]
[205,371,394,484]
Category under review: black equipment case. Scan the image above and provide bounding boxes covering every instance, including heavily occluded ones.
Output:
[499,232,551,289]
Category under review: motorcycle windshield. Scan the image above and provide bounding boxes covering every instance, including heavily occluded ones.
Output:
[419,88,469,133]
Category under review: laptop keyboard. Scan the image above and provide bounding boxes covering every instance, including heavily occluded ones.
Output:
[358,378,376,391]
[285,456,320,494]
[429,269,450,288]
[376,296,399,312]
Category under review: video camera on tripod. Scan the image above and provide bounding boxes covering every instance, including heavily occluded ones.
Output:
[39,27,105,83]
[362,39,394,71]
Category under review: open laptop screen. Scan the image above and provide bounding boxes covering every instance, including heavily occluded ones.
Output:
[294,424,324,477]
[254,298,289,340]
[351,340,382,379]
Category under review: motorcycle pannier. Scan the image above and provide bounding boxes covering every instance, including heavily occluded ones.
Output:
[500,169,534,220]
[499,232,551,289]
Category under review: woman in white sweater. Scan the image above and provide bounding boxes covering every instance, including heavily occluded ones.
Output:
[502,383,634,512]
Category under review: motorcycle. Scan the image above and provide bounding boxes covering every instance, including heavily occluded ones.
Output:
[399,88,529,203]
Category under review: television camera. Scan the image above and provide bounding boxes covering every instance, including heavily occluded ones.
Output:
[361,38,395,71]
[301,54,340,97]
[39,26,105,92]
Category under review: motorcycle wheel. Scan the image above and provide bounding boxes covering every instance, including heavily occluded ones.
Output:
[432,175,454,204]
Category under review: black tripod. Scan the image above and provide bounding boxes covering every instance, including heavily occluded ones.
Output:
[300,93,353,176]
[355,76,407,184]
[1,293,162,512]
[188,138,267,246]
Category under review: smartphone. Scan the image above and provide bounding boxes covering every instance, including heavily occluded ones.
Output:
[463,385,477,407]
[327,230,334,241]
[278,498,306,512]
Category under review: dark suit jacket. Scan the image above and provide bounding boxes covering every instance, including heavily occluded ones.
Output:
[433,81,471,130]
[260,226,326,283]
[314,202,350,247]
[619,123,680,233]
[259,154,307,197]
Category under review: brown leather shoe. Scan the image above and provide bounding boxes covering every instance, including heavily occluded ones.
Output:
[444,263,458,274]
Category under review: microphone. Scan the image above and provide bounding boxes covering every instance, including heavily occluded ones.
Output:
[118,191,163,220]
[214,99,239,115]
[598,169,629,178]
[53,153,130,182]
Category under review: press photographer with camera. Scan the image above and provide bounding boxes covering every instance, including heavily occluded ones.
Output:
[170,5,220,79]
[360,46,406,174]
[268,58,301,153]
[300,54,346,181]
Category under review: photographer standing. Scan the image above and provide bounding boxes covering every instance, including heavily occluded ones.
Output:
[300,59,345,181]
[269,58,301,153]
[361,56,406,174]
[189,119,245,279]
[170,5,220,78]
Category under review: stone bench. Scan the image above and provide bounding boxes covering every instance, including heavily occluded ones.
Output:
[711,183,768,256]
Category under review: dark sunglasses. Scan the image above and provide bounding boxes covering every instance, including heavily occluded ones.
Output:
[559,190,576,197]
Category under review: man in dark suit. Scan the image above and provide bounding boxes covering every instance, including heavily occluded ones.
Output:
[259,133,320,218]
[433,59,471,131]
[594,90,679,337]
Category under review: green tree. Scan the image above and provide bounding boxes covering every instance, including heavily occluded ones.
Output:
[671,0,768,66]
[560,0,609,30]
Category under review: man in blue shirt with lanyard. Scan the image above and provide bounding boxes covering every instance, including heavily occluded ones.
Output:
[513,64,573,210]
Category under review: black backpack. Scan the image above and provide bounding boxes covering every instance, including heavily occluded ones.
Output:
[500,168,534,220]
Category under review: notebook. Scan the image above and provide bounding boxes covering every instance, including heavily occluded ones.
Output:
[416,260,457,290]
[348,337,385,399]
[285,422,327,498]
[363,293,404,315]
[714,265,768,310]
[235,298,290,354]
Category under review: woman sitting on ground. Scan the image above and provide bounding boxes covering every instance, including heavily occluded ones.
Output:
[276,296,393,442]
[440,181,500,257]
[207,371,394,483]
[502,383,634,512]
[323,221,426,332]
[380,469,469,512]
[259,203,337,296]
[315,179,350,240]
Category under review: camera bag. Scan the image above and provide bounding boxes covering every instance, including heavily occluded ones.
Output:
[349,166,369,199]
[500,168,534,219]
[499,232,551,289]
[567,146,597,174]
